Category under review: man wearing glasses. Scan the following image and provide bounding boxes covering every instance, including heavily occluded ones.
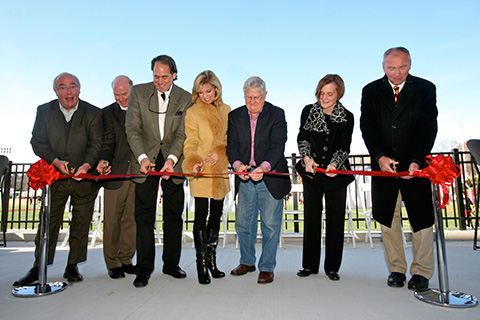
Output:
[227,76,291,284]
[14,72,103,286]
[126,55,193,288]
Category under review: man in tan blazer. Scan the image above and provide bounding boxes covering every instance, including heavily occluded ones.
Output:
[126,55,193,288]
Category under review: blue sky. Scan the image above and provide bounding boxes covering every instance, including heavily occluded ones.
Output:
[1,0,479,162]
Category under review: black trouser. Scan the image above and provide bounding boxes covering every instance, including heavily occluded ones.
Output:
[302,178,347,273]
[134,161,184,275]
[193,197,224,232]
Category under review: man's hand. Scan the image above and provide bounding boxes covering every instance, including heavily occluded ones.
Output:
[53,159,70,175]
[73,163,91,181]
[159,158,175,180]
[234,163,250,181]
[303,156,316,174]
[249,165,266,181]
[96,160,112,175]
[378,156,398,173]
[401,162,420,180]
[140,158,155,174]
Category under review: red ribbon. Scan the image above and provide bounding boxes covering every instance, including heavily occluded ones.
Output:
[27,159,61,191]
[413,155,461,208]
[315,154,461,209]
[28,155,461,209]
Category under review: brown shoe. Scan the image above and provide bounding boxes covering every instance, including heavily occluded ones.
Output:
[257,271,274,284]
[230,264,256,276]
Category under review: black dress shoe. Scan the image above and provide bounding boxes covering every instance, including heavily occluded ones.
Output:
[108,267,125,279]
[63,264,83,282]
[163,266,187,279]
[297,269,318,277]
[408,274,429,291]
[133,273,150,288]
[387,272,406,287]
[13,267,39,286]
[326,271,340,281]
[122,264,137,275]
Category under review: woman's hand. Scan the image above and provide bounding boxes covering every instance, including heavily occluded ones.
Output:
[303,156,316,174]
[204,152,219,165]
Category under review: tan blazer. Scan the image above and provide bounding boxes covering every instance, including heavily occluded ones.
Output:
[182,99,230,200]
[126,82,193,184]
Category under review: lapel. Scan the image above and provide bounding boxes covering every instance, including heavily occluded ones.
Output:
[51,100,68,148]
[112,103,126,128]
[394,75,415,117]
[146,84,161,141]
[254,102,272,148]
[380,76,396,115]
[67,100,86,149]
[163,84,180,139]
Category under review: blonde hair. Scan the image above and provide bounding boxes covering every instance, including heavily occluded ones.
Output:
[191,70,223,106]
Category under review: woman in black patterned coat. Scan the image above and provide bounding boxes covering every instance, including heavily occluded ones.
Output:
[296,74,354,281]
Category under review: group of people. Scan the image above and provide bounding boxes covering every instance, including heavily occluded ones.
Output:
[13,46,438,292]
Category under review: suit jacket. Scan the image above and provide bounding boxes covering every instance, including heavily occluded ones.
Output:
[99,102,134,190]
[125,82,193,184]
[30,99,103,195]
[360,74,438,231]
[296,101,354,192]
[226,102,291,200]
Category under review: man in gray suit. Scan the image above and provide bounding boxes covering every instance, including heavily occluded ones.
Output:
[126,55,193,288]
[14,72,103,286]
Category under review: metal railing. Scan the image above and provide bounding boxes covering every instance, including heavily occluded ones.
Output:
[1,149,478,233]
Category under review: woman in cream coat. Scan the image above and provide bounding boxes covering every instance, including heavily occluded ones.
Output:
[182,70,230,284]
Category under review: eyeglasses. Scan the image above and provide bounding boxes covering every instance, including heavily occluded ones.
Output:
[244,94,264,102]
[56,85,79,92]
[148,92,167,114]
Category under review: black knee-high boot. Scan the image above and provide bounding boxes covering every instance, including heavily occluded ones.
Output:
[193,230,211,284]
[206,228,225,278]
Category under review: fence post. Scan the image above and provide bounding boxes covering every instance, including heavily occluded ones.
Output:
[290,153,300,233]
[453,148,466,230]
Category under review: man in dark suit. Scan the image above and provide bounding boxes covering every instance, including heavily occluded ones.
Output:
[360,47,438,290]
[227,76,291,284]
[96,75,136,279]
[126,55,193,288]
[13,72,102,286]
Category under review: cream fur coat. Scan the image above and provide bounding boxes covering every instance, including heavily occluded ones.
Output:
[182,99,231,199]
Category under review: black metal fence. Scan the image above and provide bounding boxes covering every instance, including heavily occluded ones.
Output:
[1,149,478,232]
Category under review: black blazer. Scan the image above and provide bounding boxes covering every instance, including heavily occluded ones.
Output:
[360,74,438,231]
[98,102,134,190]
[226,102,291,200]
[30,99,103,195]
[296,102,354,191]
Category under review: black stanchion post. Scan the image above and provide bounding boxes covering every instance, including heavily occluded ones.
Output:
[414,183,477,307]
[12,184,67,297]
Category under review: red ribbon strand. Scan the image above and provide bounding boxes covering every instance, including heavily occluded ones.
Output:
[27,155,461,209]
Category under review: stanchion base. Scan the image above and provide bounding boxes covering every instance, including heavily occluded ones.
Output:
[12,281,67,298]
[415,288,478,308]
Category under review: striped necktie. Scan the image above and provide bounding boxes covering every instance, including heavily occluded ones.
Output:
[394,86,399,104]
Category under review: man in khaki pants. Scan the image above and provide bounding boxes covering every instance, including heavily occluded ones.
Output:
[97,76,136,279]
[360,47,438,290]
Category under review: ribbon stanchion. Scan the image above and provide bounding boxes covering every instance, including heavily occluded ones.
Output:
[12,161,67,298]
[414,185,477,307]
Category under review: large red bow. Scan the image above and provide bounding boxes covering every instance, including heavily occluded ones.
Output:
[27,159,61,190]
[415,154,461,208]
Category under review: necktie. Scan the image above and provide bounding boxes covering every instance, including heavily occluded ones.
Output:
[394,86,399,104]
[161,93,166,101]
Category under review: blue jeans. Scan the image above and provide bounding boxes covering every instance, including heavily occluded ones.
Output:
[236,179,283,272]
